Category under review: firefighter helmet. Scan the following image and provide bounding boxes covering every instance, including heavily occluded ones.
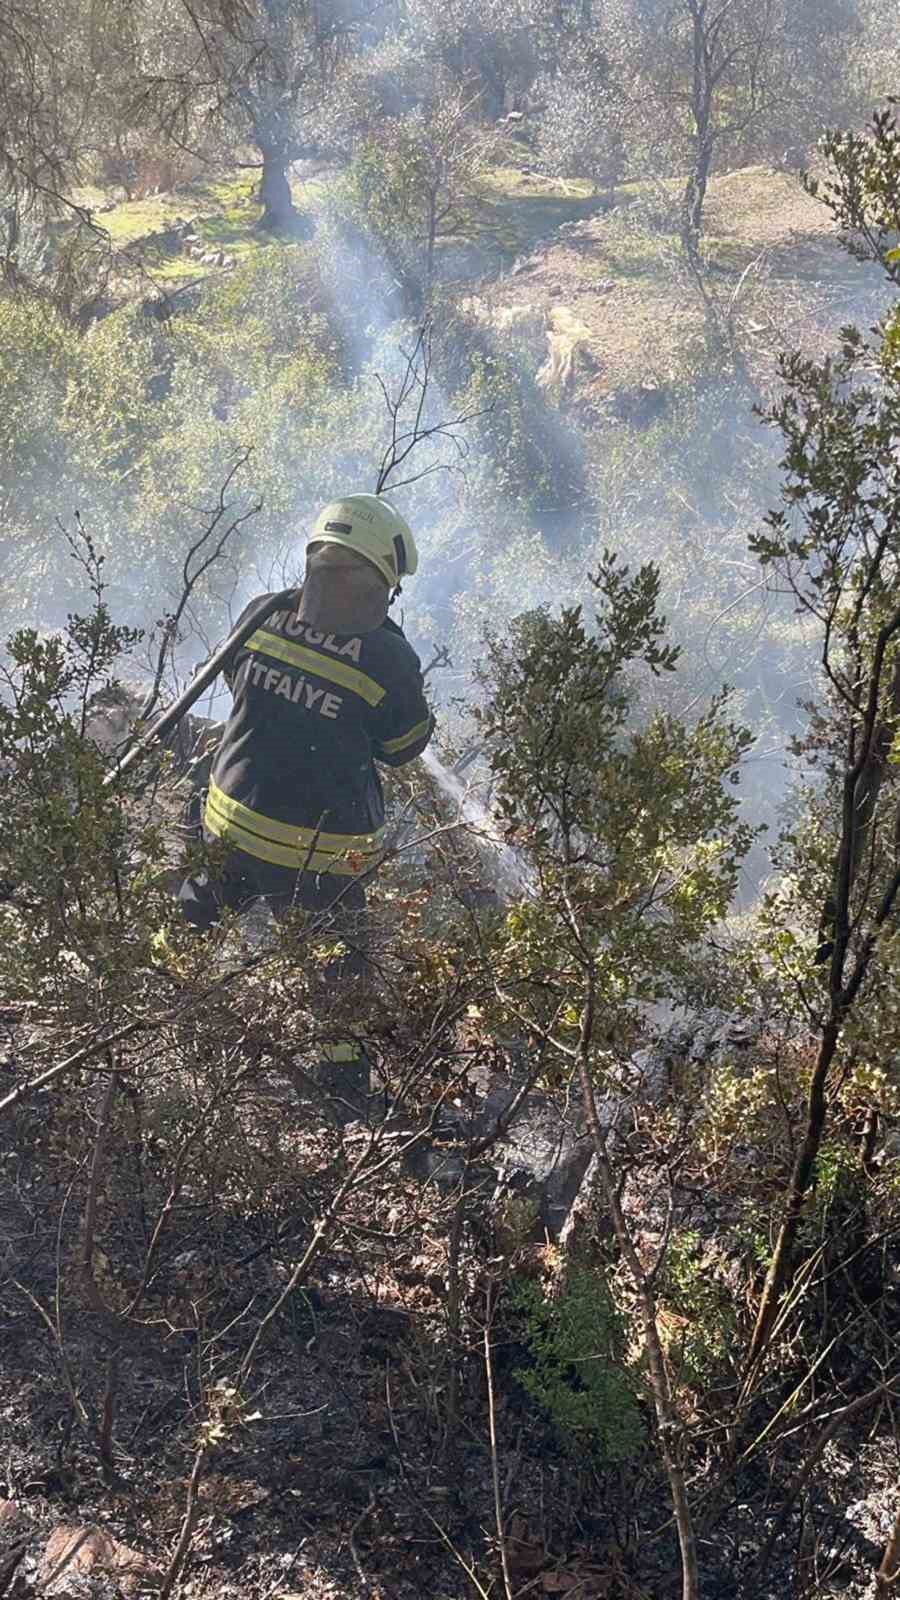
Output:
[308,494,418,591]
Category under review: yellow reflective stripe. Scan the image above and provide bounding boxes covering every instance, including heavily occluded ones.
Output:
[207,782,383,854]
[321,1042,363,1063]
[247,629,386,707]
[205,802,367,875]
[380,716,432,755]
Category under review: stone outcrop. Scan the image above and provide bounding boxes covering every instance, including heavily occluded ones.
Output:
[400,1073,594,1244]
[536,305,598,396]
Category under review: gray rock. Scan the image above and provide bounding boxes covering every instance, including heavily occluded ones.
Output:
[479,1082,593,1240]
[401,1075,593,1242]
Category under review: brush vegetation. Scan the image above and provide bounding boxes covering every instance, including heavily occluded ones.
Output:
[1,4,900,1598]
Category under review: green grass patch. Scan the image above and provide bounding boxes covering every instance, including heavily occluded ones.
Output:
[195,212,257,247]
[479,166,595,202]
[289,174,330,209]
[82,167,320,279]
[70,184,108,211]
[87,170,264,250]
[458,167,684,261]
[205,173,259,213]
[100,196,187,244]
[592,228,678,279]
[462,174,608,257]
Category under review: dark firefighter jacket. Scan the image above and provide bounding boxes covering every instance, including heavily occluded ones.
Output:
[204,592,434,877]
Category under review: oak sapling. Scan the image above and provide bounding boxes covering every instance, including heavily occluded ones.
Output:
[478,555,754,1600]
[745,245,900,1369]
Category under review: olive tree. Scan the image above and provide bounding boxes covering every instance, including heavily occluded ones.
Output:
[132,0,361,230]
[400,0,548,117]
[622,0,866,259]
[534,64,626,197]
[334,83,500,305]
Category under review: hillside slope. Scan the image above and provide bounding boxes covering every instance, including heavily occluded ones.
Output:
[462,166,888,411]
[86,160,888,422]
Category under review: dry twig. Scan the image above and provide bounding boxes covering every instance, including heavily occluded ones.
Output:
[138,449,263,724]
[484,1291,515,1600]
[159,1443,208,1600]
[374,321,487,498]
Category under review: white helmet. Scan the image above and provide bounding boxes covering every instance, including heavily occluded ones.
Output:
[308,494,418,591]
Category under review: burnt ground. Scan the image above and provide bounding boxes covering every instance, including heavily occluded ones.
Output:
[3,1045,899,1600]
[1,1044,676,1600]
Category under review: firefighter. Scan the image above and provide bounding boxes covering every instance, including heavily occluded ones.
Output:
[178,493,434,1104]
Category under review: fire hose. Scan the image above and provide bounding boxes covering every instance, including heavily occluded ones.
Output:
[103,588,296,788]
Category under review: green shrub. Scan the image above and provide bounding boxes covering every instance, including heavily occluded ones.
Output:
[661,1229,737,1391]
[510,1269,644,1462]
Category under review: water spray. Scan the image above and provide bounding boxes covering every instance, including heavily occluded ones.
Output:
[420,746,534,901]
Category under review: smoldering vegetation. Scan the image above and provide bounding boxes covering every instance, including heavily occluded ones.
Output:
[2,4,900,1599]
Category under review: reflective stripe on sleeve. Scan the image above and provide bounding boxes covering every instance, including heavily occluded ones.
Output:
[380,716,433,755]
[246,629,386,707]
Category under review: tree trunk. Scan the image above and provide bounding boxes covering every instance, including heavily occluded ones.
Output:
[744,1015,841,1372]
[683,135,713,262]
[683,1,714,265]
[425,189,438,300]
[258,148,297,232]
[747,651,900,1375]
[480,52,507,121]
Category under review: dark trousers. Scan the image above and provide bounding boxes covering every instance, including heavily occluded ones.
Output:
[178,846,370,1116]
[178,843,366,965]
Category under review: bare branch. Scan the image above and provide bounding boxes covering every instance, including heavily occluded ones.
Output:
[374,321,489,499]
[138,450,262,724]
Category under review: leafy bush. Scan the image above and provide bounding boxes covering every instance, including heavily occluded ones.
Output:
[511,1269,644,1462]
[661,1230,737,1391]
